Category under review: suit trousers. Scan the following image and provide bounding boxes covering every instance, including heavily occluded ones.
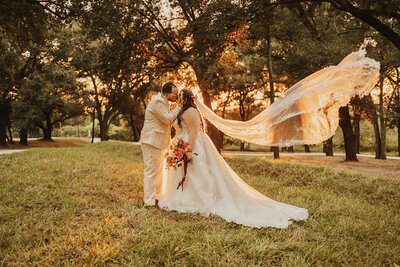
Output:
[141,143,164,206]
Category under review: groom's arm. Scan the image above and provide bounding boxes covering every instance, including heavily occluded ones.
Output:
[152,99,182,125]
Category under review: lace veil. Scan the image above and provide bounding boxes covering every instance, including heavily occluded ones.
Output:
[194,50,380,147]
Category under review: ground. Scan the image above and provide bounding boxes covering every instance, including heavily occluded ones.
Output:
[222,153,400,179]
[2,138,399,179]
[0,137,90,149]
[0,141,399,266]
[278,154,400,179]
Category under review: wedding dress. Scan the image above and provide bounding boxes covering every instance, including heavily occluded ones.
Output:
[158,115,308,229]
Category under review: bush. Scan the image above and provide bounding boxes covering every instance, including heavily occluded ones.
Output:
[108,124,133,141]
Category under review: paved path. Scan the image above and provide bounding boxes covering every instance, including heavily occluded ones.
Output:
[0,149,28,155]
[221,151,400,160]
[2,142,399,160]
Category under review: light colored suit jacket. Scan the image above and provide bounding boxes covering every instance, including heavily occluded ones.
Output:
[139,93,181,150]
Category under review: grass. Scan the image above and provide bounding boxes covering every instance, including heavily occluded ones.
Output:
[0,141,399,266]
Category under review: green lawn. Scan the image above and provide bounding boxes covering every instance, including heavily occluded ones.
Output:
[0,141,399,266]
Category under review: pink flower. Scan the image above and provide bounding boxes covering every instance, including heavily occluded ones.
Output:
[174,149,183,159]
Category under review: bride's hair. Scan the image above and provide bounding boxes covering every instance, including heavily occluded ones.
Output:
[177,89,203,129]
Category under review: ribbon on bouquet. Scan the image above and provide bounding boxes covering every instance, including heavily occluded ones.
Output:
[176,154,189,191]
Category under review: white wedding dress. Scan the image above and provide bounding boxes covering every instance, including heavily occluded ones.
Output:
[158,116,308,229]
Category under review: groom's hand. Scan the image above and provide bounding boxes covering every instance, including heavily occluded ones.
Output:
[176,96,182,107]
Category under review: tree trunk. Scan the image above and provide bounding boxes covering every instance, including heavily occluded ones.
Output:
[99,122,109,141]
[273,147,280,159]
[0,108,9,146]
[379,80,386,159]
[203,98,222,152]
[219,131,225,152]
[43,128,52,141]
[380,119,387,159]
[397,86,400,157]
[7,122,14,144]
[353,115,360,154]
[193,68,223,152]
[304,145,310,152]
[129,115,139,141]
[43,127,53,141]
[339,106,358,161]
[325,137,333,156]
[19,128,28,146]
[266,21,279,159]
[240,141,245,151]
[372,115,381,159]
[398,117,400,157]
[43,115,53,141]
[91,109,95,143]
[206,123,222,152]
[96,107,109,141]
[364,94,381,158]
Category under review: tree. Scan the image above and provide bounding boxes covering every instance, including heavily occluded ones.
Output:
[339,106,358,161]
[67,1,153,141]
[10,94,36,146]
[118,95,146,142]
[249,2,366,160]
[202,23,269,151]
[256,0,400,51]
[0,0,73,146]
[133,0,247,150]
[360,29,400,159]
[16,63,84,141]
[323,137,334,156]
[386,68,400,156]
[0,33,42,146]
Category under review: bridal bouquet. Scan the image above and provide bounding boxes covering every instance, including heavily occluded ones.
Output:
[165,138,196,191]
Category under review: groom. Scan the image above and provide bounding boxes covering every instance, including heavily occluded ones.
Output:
[139,82,181,206]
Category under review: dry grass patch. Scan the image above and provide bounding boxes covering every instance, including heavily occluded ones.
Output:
[0,137,90,150]
[274,154,400,179]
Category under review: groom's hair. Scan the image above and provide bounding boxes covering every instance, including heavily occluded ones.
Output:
[162,82,175,94]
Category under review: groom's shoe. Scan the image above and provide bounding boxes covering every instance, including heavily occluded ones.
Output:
[143,198,159,207]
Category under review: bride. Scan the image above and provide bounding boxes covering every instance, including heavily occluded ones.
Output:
[158,89,309,229]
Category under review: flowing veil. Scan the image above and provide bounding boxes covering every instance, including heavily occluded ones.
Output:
[195,50,380,147]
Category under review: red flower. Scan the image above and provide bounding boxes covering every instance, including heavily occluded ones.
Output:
[174,149,183,159]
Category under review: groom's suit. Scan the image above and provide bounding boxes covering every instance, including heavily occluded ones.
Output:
[140,92,181,206]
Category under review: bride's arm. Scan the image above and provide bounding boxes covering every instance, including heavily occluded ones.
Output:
[182,108,201,150]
